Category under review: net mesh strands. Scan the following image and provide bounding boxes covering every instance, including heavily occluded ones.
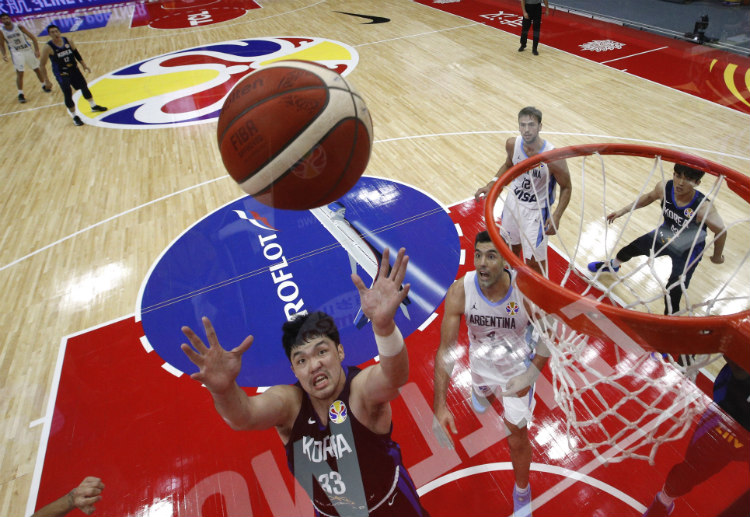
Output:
[485,143,750,463]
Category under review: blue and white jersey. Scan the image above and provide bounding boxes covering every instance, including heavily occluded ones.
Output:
[464,270,531,381]
[1,22,32,52]
[508,135,557,209]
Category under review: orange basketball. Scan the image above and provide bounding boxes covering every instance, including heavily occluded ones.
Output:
[217,60,373,210]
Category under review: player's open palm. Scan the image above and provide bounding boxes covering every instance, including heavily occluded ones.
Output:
[352,247,410,329]
[181,316,253,394]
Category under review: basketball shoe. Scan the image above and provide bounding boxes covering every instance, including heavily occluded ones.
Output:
[513,485,533,517]
[642,494,674,517]
[73,115,84,126]
[91,105,108,112]
[42,85,52,92]
[18,93,26,103]
[587,259,620,273]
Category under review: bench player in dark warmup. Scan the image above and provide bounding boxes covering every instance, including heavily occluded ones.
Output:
[181,248,429,517]
[39,24,106,126]
[588,164,727,314]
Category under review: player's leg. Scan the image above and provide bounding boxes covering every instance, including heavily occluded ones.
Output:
[72,70,107,112]
[530,4,542,54]
[503,390,536,517]
[518,204,547,276]
[15,69,25,102]
[589,231,654,273]
[519,16,532,51]
[501,196,524,263]
[57,74,83,125]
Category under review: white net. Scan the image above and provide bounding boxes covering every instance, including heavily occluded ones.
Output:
[490,144,750,464]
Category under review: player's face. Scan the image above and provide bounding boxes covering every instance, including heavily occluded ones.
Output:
[1,15,11,28]
[48,27,61,40]
[673,170,699,197]
[474,241,505,289]
[518,115,541,145]
[290,335,346,400]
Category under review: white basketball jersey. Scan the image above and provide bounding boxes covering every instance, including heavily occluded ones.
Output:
[1,23,31,52]
[464,270,531,380]
[508,136,557,209]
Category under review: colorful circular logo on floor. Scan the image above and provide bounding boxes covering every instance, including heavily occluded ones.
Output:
[75,37,359,129]
[137,177,461,387]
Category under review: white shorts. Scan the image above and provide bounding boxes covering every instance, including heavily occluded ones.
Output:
[472,375,536,427]
[11,47,39,72]
[500,193,548,262]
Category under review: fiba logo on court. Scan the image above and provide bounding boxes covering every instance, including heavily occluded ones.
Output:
[329,400,348,424]
[78,37,359,129]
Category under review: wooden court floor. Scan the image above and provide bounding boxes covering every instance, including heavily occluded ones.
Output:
[0,0,748,515]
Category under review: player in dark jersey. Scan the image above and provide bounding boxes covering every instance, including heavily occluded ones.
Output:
[642,357,750,516]
[181,248,429,516]
[39,24,106,126]
[588,164,727,314]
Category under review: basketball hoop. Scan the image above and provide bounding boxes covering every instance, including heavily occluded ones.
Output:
[485,143,750,463]
[485,143,750,370]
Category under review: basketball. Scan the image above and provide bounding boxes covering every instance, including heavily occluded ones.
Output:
[216,60,373,210]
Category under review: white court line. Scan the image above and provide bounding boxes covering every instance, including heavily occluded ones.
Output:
[600,46,668,64]
[3,130,746,273]
[0,176,225,273]
[25,335,69,517]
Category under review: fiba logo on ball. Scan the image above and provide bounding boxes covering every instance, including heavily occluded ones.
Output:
[217,60,373,210]
[291,145,328,180]
[329,400,348,424]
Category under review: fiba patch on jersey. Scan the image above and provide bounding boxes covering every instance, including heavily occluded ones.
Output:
[75,37,359,128]
[329,400,348,424]
[505,301,519,315]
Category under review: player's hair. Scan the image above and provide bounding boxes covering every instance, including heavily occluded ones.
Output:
[674,163,704,182]
[518,106,543,124]
[282,311,340,360]
[0,12,11,18]
[475,230,492,246]
[46,24,60,32]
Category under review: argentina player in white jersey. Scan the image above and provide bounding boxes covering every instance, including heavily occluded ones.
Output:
[475,106,572,276]
[433,231,551,517]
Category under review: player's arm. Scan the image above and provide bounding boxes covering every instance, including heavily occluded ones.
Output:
[31,477,105,517]
[700,203,727,264]
[475,137,515,200]
[352,247,411,408]
[67,37,91,72]
[546,158,572,235]
[520,0,528,18]
[39,43,52,69]
[432,278,465,447]
[606,179,664,224]
[501,300,551,397]
[0,36,7,61]
[181,317,296,431]
[19,25,40,56]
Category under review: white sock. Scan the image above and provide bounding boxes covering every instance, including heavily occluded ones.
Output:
[18,90,23,95]
[68,110,77,118]
[612,258,622,268]
[657,491,675,506]
[87,98,97,108]
[515,483,530,494]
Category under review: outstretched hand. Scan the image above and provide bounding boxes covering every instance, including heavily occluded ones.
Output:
[181,317,253,394]
[351,247,410,332]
